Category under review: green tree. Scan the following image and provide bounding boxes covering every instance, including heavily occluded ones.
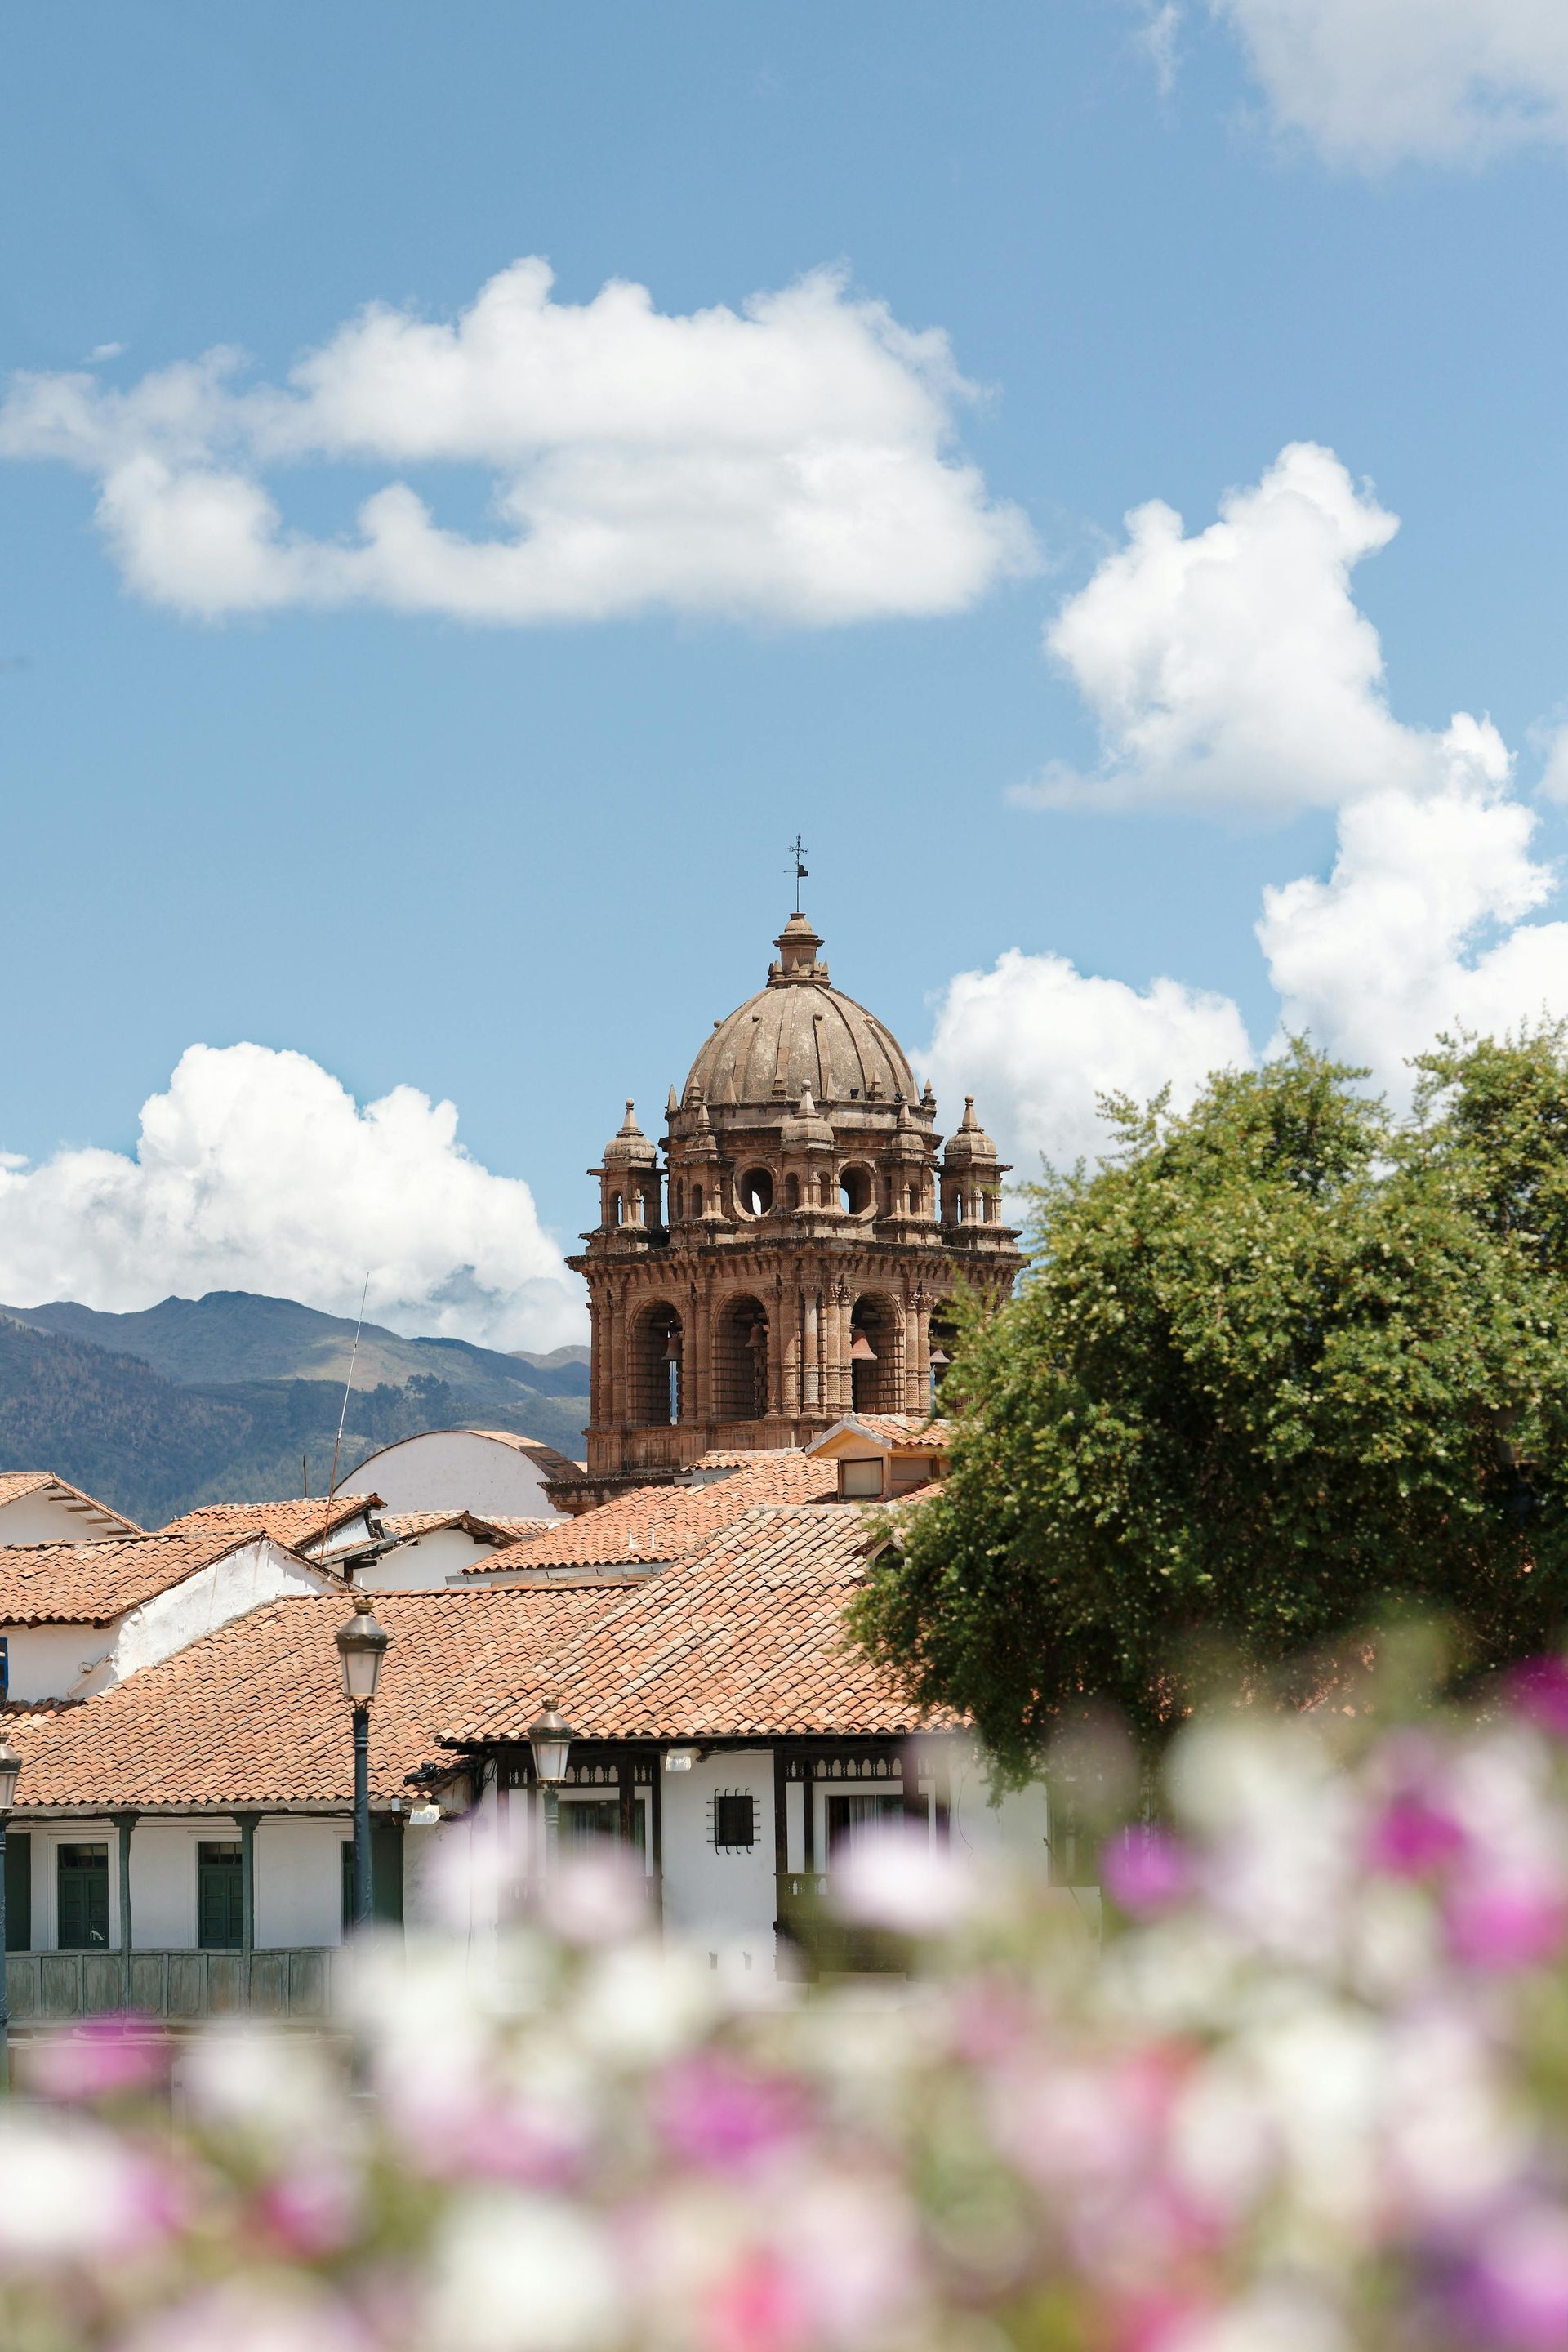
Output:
[849,1036,1568,1780]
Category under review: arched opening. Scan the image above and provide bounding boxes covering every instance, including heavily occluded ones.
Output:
[631,1301,684,1426]
[783,1172,800,1211]
[840,1164,874,1218]
[673,1181,685,1223]
[611,1192,624,1227]
[692,1184,705,1218]
[715,1294,770,1420]
[850,1294,902,1413]
[738,1167,774,1218]
[929,1310,960,1403]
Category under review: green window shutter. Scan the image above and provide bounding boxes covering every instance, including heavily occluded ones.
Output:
[341,1826,404,1931]
[371,1820,403,1927]
[4,1831,30,1952]
[197,1842,243,1950]
[57,1843,109,1950]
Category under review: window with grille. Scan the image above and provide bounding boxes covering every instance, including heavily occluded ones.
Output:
[712,1792,756,1851]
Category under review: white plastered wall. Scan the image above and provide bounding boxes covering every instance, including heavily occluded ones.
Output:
[256,1818,351,1948]
[0,1492,130,1544]
[2,1621,116,1702]
[78,1539,335,1695]
[658,1748,778,1971]
[358,1525,505,1591]
[345,1432,563,1520]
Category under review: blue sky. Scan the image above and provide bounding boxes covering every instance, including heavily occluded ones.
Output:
[3,0,1568,1344]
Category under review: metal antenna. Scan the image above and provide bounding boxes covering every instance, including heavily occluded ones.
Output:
[318,1272,371,1548]
[786,835,809,915]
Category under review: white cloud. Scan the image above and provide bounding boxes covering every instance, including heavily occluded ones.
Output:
[1025,442,1502,816]
[922,948,1254,1174]
[0,1043,585,1350]
[1210,0,1568,167]
[932,444,1568,1167]
[1258,767,1568,1091]
[1136,4,1184,99]
[0,260,1033,626]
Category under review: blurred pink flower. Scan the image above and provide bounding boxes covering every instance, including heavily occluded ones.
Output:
[1446,1877,1568,1971]
[118,2282,375,2352]
[24,2012,168,2101]
[1101,1828,1191,1916]
[828,1819,977,1932]
[705,2247,805,2352]
[1507,1659,1568,1740]
[655,2054,805,2170]
[1366,1790,1466,1878]
[258,2160,363,2256]
[1465,2205,1568,2350]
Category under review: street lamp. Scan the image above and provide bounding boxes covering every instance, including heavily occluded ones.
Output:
[336,1596,390,1931]
[0,1735,22,2091]
[527,1698,577,1865]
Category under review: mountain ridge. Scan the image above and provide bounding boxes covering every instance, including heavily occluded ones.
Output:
[0,1291,589,1526]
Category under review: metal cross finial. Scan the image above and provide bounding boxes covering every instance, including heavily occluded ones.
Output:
[786,835,809,914]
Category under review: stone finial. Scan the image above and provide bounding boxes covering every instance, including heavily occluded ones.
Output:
[604,1099,657,1166]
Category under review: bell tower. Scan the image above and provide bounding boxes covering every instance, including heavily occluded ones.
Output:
[563,911,1022,1506]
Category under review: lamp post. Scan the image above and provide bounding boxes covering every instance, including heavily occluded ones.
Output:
[526,1699,577,1869]
[0,1735,22,2091]
[336,1597,390,1931]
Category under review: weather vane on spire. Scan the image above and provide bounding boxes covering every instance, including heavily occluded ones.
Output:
[786,835,809,915]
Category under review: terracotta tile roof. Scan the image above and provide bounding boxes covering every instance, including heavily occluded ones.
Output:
[687,1447,801,1471]
[160,1496,377,1549]
[0,1529,274,1627]
[0,1472,145,1535]
[461,1453,837,1575]
[455,1503,956,1744]
[808,1415,956,1453]
[377,1510,546,1544]
[9,1588,617,1811]
[7,1503,951,1812]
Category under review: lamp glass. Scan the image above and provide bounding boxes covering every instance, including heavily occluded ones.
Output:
[527,1700,576,1784]
[0,1744,20,1810]
[336,1599,390,1704]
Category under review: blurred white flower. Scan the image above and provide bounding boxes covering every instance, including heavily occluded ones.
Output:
[830,1818,981,1933]
[572,1939,718,2064]
[0,2114,174,2259]
[541,1846,651,1945]
[180,2024,338,2142]
[425,2192,621,2352]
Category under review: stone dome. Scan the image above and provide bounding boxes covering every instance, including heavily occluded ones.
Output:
[602,1100,657,1167]
[684,915,917,1111]
[943,1096,1000,1167]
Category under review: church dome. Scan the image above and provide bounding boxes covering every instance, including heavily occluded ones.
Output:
[684,914,917,1111]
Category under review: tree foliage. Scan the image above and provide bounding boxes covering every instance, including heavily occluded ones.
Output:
[850,1031,1568,1778]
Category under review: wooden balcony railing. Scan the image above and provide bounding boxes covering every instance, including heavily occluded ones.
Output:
[773,1872,904,1977]
[4,1949,337,2025]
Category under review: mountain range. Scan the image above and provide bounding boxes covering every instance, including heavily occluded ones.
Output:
[0,1291,590,1528]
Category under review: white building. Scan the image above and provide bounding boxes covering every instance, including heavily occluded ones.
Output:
[6,1446,1062,2022]
[0,1472,142,1546]
[344,1428,580,1521]
[0,1526,340,1705]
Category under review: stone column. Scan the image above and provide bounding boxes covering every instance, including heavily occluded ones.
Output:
[908,1299,932,1414]
[782,1289,801,1419]
[802,1292,820,1409]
